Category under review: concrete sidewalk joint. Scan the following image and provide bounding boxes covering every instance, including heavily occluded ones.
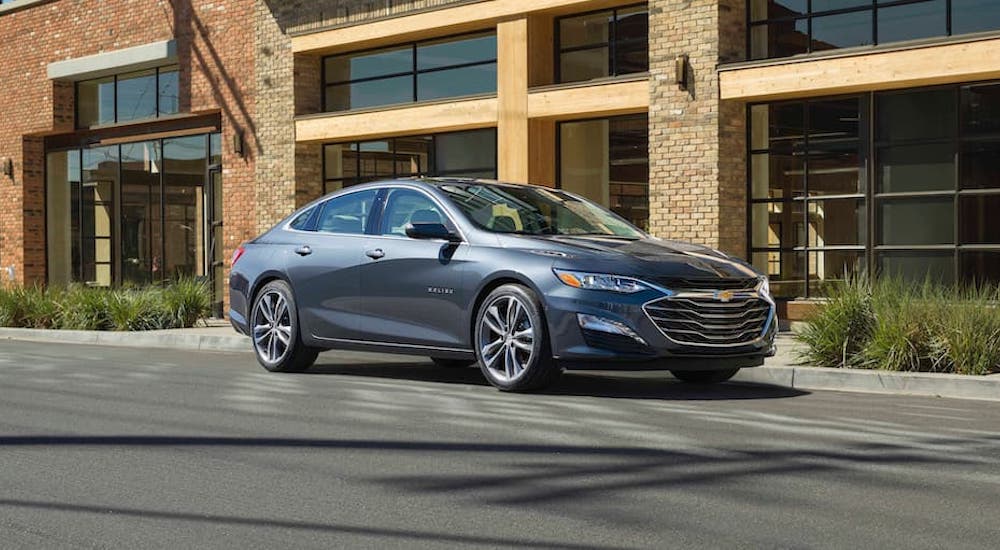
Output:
[1,327,997,402]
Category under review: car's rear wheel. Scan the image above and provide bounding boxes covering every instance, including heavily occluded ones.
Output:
[430,357,475,368]
[251,280,319,373]
[474,284,561,392]
[670,368,740,384]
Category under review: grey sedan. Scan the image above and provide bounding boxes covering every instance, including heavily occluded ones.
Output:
[229,178,776,391]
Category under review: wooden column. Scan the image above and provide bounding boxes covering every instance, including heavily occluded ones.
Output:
[497,18,529,183]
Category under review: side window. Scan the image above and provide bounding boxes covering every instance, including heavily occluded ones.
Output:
[380,189,447,236]
[289,207,317,231]
[316,189,378,234]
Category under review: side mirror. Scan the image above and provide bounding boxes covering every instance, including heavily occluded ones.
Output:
[405,222,461,242]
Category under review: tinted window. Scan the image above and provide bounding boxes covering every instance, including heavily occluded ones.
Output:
[380,189,447,236]
[289,207,317,231]
[557,5,648,84]
[316,190,377,234]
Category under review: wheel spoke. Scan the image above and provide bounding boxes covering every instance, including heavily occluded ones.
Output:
[504,345,515,379]
[253,324,271,338]
[274,325,291,345]
[506,297,519,331]
[485,306,506,335]
[274,295,287,323]
[482,339,504,368]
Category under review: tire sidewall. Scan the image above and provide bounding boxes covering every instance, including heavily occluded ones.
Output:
[474,284,551,390]
[252,280,302,372]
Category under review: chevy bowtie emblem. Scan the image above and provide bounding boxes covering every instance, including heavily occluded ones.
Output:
[715,290,734,302]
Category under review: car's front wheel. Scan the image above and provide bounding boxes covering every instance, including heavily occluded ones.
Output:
[474,284,561,392]
[670,368,740,384]
[251,280,319,373]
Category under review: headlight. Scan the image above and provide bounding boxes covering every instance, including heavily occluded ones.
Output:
[758,275,771,297]
[553,269,650,294]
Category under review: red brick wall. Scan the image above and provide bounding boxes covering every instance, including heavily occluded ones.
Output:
[0,0,255,293]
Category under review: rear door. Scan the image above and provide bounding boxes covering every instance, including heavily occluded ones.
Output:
[284,188,378,341]
[358,187,470,349]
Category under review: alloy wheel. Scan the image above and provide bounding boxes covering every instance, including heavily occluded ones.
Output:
[479,295,535,382]
[252,290,292,364]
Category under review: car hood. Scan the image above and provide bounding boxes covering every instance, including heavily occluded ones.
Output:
[501,234,761,281]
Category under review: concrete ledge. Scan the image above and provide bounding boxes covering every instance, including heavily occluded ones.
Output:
[736,365,1000,403]
[47,39,177,81]
[0,327,248,353]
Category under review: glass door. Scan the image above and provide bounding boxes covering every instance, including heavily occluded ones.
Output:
[208,167,224,317]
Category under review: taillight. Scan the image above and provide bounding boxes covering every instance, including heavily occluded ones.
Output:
[231,245,246,266]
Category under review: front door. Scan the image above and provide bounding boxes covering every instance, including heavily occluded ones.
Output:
[359,188,469,349]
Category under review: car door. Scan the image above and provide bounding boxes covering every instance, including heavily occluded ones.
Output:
[358,187,470,349]
[284,188,378,341]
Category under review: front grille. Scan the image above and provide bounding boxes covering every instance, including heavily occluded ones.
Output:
[652,277,759,291]
[644,295,771,347]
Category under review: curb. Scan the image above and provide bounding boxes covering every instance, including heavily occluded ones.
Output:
[0,327,249,353]
[2,328,997,402]
[735,365,1000,403]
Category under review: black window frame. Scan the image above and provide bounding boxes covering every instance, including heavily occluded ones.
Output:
[74,65,181,129]
[321,128,499,195]
[747,80,1000,297]
[321,30,498,113]
[746,0,1000,61]
[554,3,649,84]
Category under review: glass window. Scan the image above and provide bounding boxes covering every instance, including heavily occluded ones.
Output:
[961,83,1000,136]
[380,189,447,236]
[951,0,1000,35]
[961,141,1000,190]
[322,33,497,112]
[77,77,115,128]
[76,67,182,128]
[322,129,497,194]
[316,190,378,234]
[289,207,317,231]
[879,197,954,246]
[878,251,955,285]
[808,250,863,295]
[959,195,1000,244]
[959,251,1000,286]
[878,89,956,142]
[557,4,648,84]
[749,0,997,60]
[116,69,157,123]
[559,114,649,231]
[878,144,955,193]
[808,199,865,247]
[158,66,180,116]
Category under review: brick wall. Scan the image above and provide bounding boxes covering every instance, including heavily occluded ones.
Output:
[648,0,746,256]
[0,0,256,292]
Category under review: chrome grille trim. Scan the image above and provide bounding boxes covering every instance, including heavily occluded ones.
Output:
[642,290,774,348]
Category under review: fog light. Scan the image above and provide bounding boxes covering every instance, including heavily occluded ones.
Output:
[577,314,647,345]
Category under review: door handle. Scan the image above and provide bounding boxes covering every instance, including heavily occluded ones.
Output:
[365,248,385,260]
[294,245,313,256]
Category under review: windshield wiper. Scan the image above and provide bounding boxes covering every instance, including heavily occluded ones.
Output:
[563,233,640,240]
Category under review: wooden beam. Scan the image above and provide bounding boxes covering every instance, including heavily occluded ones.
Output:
[529,119,556,186]
[497,19,529,183]
[291,0,634,54]
[720,37,1000,101]
[294,97,498,143]
[527,78,649,120]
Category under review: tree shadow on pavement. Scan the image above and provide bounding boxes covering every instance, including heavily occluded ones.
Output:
[305,359,807,401]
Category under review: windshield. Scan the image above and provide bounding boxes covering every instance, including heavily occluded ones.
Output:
[437,183,644,239]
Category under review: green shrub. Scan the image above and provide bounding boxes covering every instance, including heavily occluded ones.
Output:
[57,285,112,330]
[106,288,172,331]
[161,277,212,328]
[0,285,61,328]
[797,275,1000,375]
[795,273,874,368]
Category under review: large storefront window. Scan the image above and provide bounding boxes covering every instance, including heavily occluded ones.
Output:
[559,114,649,230]
[76,66,180,128]
[556,4,648,83]
[749,82,1000,298]
[46,133,222,291]
[323,128,497,193]
[323,32,497,112]
[748,0,1000,60]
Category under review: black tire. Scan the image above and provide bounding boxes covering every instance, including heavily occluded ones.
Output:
[250,280,319,373]
[670,368,740,384]
[430,357,476,368]
[474,284,561,392]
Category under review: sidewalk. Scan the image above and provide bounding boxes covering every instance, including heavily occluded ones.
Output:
[1,326,997,401]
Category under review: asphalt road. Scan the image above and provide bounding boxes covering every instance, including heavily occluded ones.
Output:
[1,341,999,550]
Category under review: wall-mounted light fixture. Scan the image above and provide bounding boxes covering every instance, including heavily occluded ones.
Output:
[232,130,245,158]
[0,157,12,179]
[675,54,689,92]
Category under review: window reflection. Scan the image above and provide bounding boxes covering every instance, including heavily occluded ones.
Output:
[76,66,182,128]
[557,4,648,84]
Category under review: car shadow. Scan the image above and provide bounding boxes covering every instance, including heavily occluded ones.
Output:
[305,359,807,401]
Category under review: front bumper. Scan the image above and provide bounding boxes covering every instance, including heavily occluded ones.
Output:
[543,285,777,371]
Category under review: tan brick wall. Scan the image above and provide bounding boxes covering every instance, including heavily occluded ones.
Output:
[648,0,746,256]
[0,0,256,294]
